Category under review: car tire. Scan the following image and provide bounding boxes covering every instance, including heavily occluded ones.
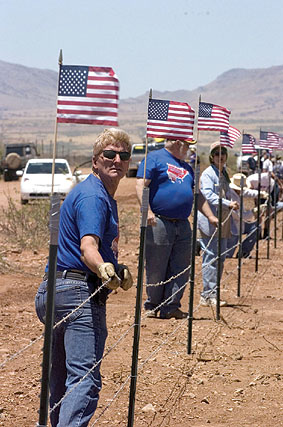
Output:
[21,199,28,205]
[3,170,11,181]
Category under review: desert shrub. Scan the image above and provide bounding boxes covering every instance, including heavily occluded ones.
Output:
[118,207,139,244]
[0,197,50,250]
[0,252,9,274]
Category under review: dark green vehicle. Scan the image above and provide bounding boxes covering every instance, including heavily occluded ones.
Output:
[0,142,40,181]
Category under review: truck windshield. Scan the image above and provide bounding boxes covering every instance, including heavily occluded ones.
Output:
[132,142,164,155]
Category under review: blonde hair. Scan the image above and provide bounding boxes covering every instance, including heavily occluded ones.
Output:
[93,128,131,157]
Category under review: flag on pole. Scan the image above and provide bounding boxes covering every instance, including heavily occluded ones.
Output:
[57,65,119,126]
[146,98,195,141]
[258,131,279,150]
[242,133,257,154]
[197,102,230,132]
[220,126,241,148]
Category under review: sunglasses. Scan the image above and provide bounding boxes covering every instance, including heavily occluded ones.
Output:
[102,150,131,161]
[213,151,227,156]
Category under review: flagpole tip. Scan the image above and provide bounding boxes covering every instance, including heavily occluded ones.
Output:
[59,49,63,65]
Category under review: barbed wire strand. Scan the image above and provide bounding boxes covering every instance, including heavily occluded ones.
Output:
[1,229,280,426]
[1,207,278,371]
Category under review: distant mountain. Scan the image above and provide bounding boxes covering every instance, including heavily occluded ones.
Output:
[0,60,282,152]
[0,60,57,110]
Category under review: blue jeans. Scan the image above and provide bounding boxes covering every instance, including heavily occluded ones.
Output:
[199,236,228,299]
[144,217,191,316]
[35,279,108,427]
[227,221,258,258]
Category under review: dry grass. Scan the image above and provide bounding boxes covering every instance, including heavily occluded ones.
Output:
[0,196,50,250]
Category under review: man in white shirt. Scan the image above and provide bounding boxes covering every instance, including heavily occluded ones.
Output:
[262,151,273,172]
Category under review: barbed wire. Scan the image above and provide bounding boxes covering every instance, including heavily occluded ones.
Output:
[50,215,262,416]
[90,240,278,425]
[65,212,283,422]
[0,208,274,370]
[1,205,279,373]
[2,236,281,425]
[0,334,44,369]
[0,209,282,425]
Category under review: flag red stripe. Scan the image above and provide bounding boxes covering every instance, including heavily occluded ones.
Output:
[88,76,119,82]
[57,118,118,125]
[57,100,118,108]
[85,93,119,100]
[147,131,193,137]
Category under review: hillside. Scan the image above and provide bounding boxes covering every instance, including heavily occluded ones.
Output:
[0,60,283,153]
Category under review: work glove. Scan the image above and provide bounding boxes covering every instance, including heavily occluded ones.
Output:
[97,262,120,290]
[260,191,269,199]
[117,264,134,291]
[253,204,266,215]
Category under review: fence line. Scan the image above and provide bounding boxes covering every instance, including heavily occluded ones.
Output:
[0,210,278,371]
[0,213,281,424]
[91,238,277,424]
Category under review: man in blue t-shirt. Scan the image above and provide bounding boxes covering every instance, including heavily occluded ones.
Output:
[35,128,133,427]
[136,139,218,320]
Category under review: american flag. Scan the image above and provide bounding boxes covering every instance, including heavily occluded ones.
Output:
[242,133,257,154]
[220,126,241,148]
[279,136,283,150]
[198,102,230,132]
[57,65,119,126]
[258,131,279,150]
[146,99,195,141]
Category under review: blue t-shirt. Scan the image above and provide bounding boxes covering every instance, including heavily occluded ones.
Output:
[137,148,194,219]
[54,174,119,272]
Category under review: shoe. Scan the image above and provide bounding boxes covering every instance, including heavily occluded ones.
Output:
[200,296,210,306]
[144,309,157,318]
[160,308,188,319]
[210,297,227,307]
[200,296,227,307]
[242,253,251,258]
[236,252,250,258]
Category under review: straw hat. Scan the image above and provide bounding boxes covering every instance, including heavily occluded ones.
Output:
[229,173,247,191]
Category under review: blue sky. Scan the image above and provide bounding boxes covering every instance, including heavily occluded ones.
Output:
[1,0,283,99]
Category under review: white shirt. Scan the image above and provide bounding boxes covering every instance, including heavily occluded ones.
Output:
[262,158,273,172]
[246,172,274,192]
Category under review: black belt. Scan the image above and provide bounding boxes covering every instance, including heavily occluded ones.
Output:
[43,269,108,306]
[155,214,184,223]
[43,269,98,283]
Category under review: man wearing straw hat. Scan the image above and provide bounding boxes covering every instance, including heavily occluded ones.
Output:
[226,173,267,258]
[136,139,218,320]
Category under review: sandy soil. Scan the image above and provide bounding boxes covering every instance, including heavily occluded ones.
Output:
[0,176,282,426]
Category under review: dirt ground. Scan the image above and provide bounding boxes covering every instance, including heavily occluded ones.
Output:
[0,176,282,427]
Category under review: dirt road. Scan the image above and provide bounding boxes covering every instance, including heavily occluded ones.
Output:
[0,176,282,426]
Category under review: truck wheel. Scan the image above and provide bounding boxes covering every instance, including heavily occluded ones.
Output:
[21,199,28,205]
[3,170,11,182]
[5,153,21,169]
